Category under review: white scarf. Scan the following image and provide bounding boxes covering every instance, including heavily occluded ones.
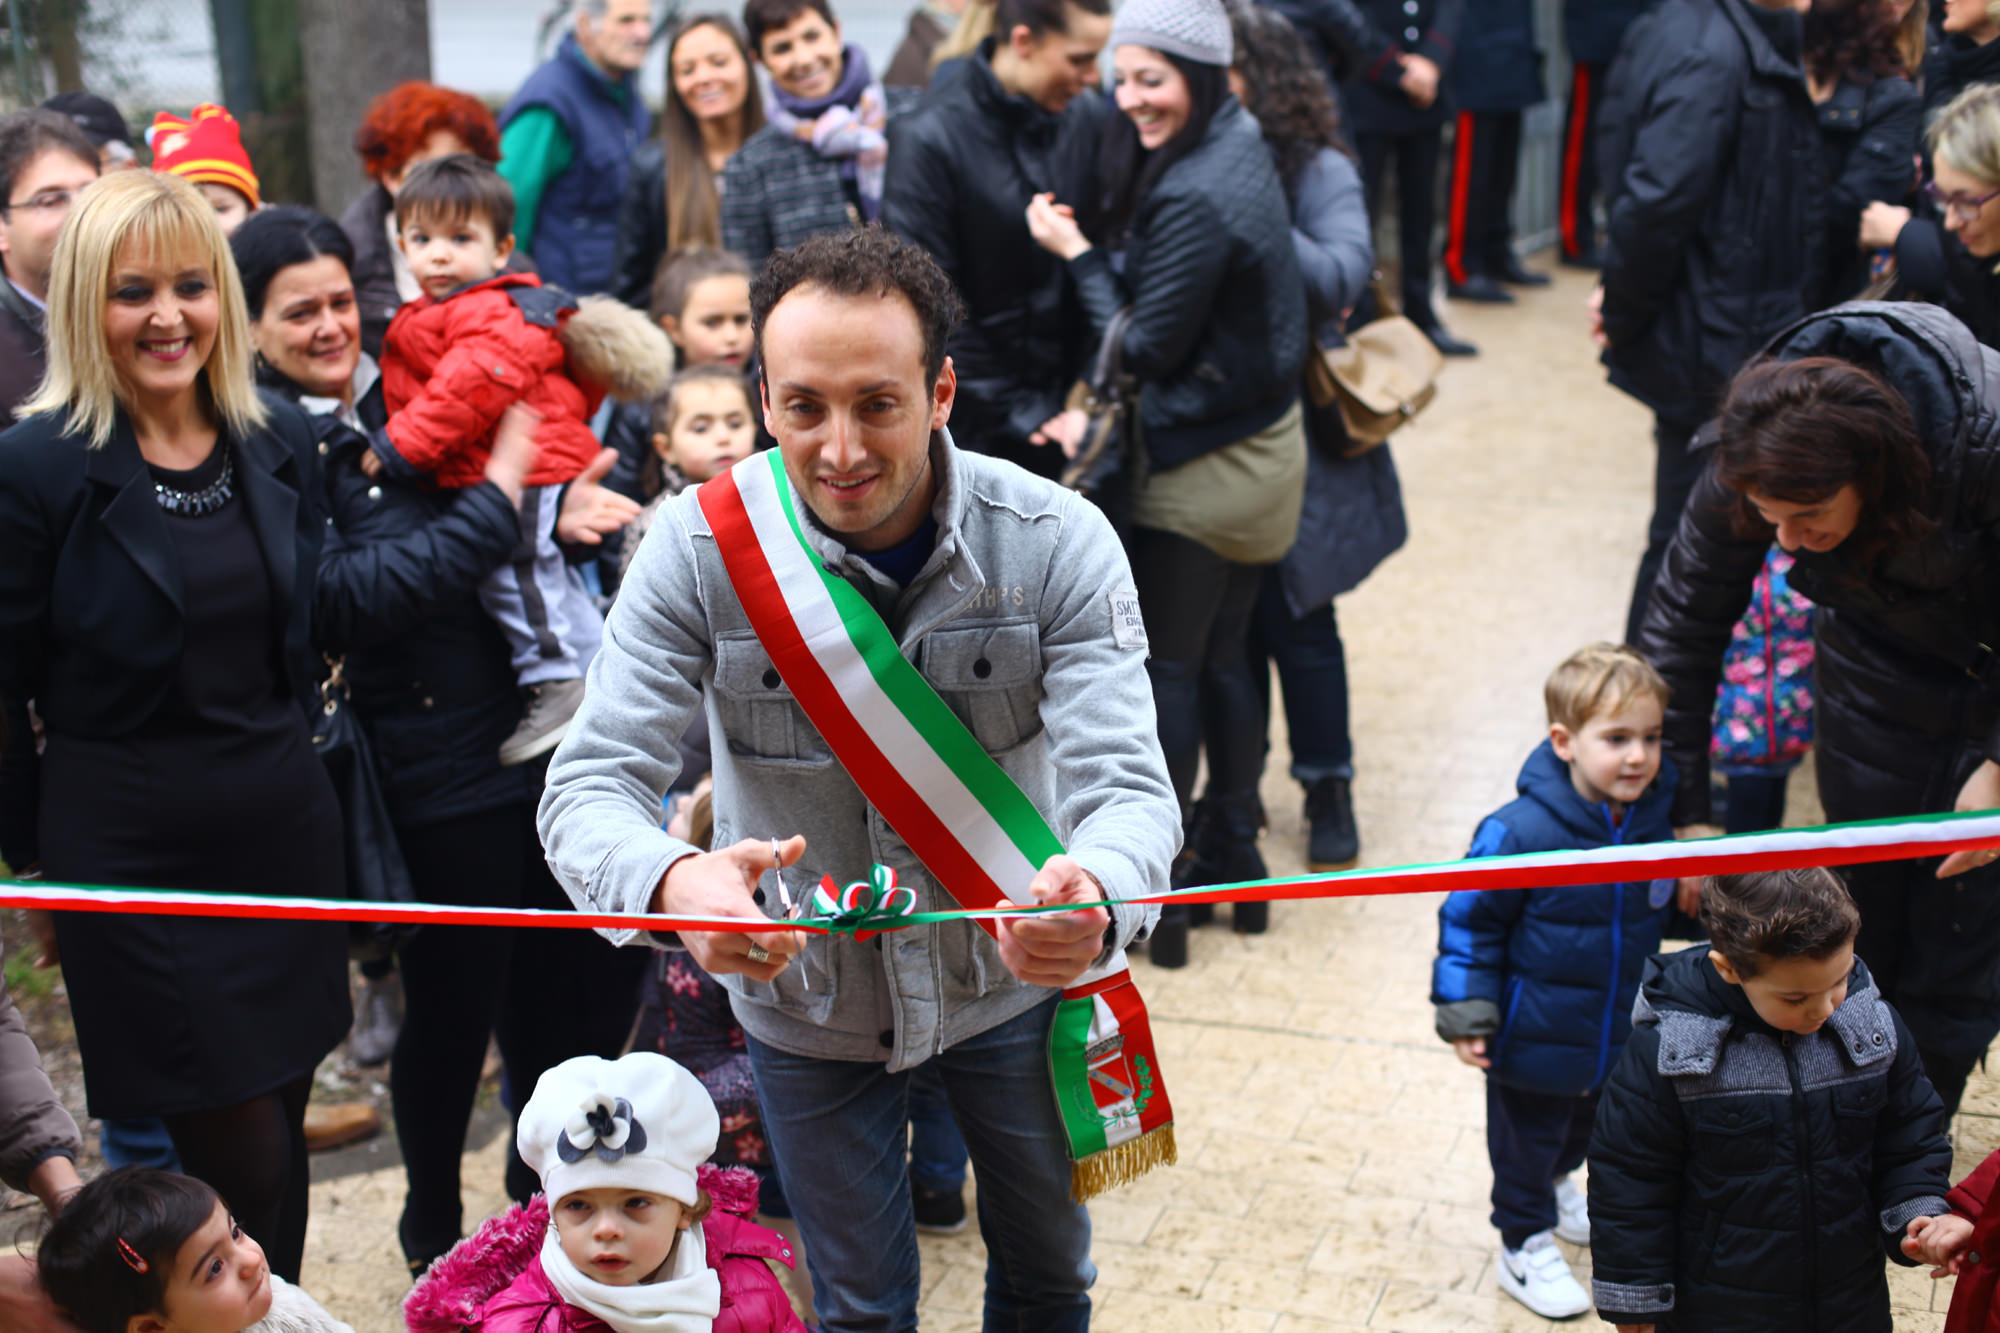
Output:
[538,1224,721,1333]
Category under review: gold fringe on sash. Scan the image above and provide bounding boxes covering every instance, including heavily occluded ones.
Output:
[1069,1123,1179,1202]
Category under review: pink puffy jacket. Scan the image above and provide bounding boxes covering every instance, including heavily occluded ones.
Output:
[404,1167,805,1333]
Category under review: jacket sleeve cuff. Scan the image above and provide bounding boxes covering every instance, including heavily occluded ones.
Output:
[1894,217,1950,296]
[577,837,703,948]
[1591,1278,1674,1316]
[1883,1195,1952,1260]
[1435,999,1500,1042]
[367,427,422,483]
[1068,848,1161,959]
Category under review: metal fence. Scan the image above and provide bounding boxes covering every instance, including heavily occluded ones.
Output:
[0,0,220,121]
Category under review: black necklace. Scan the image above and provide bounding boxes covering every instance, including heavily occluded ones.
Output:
[152,448,234,517]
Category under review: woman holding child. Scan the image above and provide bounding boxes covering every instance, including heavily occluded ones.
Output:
[0,170,348,1282]
[229,205,650,1278]
[1639,300,2000,1117]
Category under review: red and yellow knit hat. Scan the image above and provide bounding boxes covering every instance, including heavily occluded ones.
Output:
[146,104,260,207]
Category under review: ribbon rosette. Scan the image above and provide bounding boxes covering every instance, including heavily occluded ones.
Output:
[556,1093,648,1165]
[810,864,919,940]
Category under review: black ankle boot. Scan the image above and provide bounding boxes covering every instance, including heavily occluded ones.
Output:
[1194,792,1268,934]
[1305,777,1360,870]
[1149,907,1190,969]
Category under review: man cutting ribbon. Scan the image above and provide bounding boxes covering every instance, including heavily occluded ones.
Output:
[538,227,1181,1332]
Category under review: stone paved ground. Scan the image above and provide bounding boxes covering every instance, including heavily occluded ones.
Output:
[296,262,2000,1330]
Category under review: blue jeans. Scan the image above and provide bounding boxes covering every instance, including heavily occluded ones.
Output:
[746,997,1094,1333]
[1487,1080,1597,1249]
[907,1063,968,1192]
[101,1117,181,1171]
[1249,568,1353,783]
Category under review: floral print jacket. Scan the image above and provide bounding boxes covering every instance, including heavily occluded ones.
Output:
[1709,547,1815,773]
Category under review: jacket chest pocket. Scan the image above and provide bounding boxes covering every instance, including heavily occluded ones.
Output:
[711,637,831,766]
[1833,1078,1887,1155]
[920,622,1045,753]
[1688,1101,1776,1176]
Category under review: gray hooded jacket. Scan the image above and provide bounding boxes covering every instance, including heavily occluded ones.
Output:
[537,435,1180,1070]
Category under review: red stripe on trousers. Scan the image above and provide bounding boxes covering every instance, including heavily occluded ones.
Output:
[1445,110,1475,285]
[695,467,1014,933]
[1561,64,1593,259]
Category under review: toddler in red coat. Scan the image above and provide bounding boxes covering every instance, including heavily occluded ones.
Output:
[404,1051,807,1333]
[1902,1149,2000,1333]
[366,154,669,763]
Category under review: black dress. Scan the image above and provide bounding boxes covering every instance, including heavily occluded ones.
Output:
[39,440,349,1118]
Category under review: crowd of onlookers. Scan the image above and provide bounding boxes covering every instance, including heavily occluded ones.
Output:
[13,0,2000,1328]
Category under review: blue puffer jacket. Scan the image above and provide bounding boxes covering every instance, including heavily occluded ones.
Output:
[1431,739,1678,1097]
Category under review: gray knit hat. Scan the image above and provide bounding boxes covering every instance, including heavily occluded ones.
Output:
[1110,0,1233,67]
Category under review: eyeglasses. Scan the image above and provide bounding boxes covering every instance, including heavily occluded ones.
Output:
[0,189,79,218]
[1923,179,2000,222]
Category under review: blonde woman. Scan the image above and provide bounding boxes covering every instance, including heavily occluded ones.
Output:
[0,170,348,1282]
[1862,81,2000,342]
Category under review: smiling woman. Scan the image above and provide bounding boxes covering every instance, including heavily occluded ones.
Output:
[0,169,351,1284]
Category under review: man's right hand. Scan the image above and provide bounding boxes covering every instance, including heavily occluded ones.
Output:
[653,835,810,982]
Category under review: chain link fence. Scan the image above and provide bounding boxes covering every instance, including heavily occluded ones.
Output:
[0,0,220,129]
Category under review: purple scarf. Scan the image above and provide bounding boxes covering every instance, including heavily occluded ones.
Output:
[766,44,887,221]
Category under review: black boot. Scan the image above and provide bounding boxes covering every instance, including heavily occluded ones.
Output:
[1173,799,1219,926]
[1493,255,1552,287]
[1305,777,1360,871]
[1196,792,1269,935]
[1445,273,1515,303]
[1149,906,1190,969]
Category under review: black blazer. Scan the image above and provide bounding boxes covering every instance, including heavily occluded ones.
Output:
[0,396,325,867]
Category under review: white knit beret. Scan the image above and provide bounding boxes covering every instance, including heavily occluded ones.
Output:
[517,1053,720,1208]
[1110,0,1233,66]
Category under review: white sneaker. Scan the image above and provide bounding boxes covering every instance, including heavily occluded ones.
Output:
[1554,1174,1591,1246]
[1497,1232,1591,1319]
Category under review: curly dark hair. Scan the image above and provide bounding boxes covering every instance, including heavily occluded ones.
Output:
[1701,868,1860,980]
[1803,0,1906,85]
[1228,1,1349,191]
[750,225,966,387]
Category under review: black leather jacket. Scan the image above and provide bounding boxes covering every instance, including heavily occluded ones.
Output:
[882,48,1108,469]
[610,140,667,311]
[1597,0,1826,426]
[1067,99,1307,472]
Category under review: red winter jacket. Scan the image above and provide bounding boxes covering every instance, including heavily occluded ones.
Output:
[404,1169,804,1333]
[1945,1149,2000,1333]
[379,272,604,489]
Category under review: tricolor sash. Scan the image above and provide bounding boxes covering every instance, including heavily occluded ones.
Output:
[697,450,1175,1198]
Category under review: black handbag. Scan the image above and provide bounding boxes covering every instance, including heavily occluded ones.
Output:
[1061,307,1138,501]
[312,658,417,961]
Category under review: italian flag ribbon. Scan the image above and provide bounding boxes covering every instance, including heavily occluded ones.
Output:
[695,450,1177,1199]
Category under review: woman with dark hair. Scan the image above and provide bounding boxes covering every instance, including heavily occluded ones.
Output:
[339,82,505,358]
[610,14,766,308]
[1638,302,2000,1119]
[231,206,649,1276]
[1209,2,1400,880]
[1027,0,1307,964]
[1804,0,1921,304]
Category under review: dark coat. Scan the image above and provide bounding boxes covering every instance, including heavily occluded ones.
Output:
[1941,1149,2000,1333]
[1263,0,1388,89]
[0,280,45,429]
[882,50,1109,465]
[1923,31,2000,119]
[305,382,541,830]
[1818,72,1922,306]
[339,184,403,360]
[1067,99,1306,472]
[1587,947,1952,1332]
[1448,0,1544,114]
[0,400,326,868]
[1563,0,1655,66]
[498,35,650,295]
[1892,210,2000,348]
[1431,741,1679,1098]
[1636,304,2000,1064]
[1596,0,1826,426]
[610,139,667,310]
[1340,0,1465,135]
[1280,145,1404,614]
[718,87,920,270]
